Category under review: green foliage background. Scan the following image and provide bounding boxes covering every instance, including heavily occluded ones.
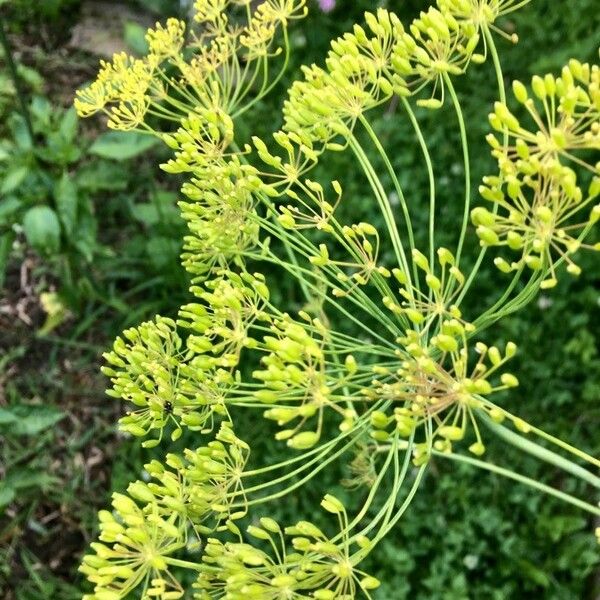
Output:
[0,0,599,598]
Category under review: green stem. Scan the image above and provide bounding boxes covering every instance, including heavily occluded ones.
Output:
[358,114,418,279]
[458,27,510,304]
[351,437,414,545]
[0,13,34,141]
[370,464,427,546]
[251,219,401,341]
[435,450,600,516]
[400,98,436,265]
[481,413,600,486]
[164,557,203,571]
[349,135,414,296]
[241,429,364,507]
[344,436,407,544]
[443,74,471,266]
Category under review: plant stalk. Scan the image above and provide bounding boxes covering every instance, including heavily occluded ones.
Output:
[0,12,34,141]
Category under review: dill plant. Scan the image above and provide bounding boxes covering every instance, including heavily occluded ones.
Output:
[74,1,600,598]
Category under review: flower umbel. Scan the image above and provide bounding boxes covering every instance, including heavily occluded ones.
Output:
[79,2,600,598]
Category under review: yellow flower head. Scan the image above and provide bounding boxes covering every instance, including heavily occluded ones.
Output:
[147,18,186,60]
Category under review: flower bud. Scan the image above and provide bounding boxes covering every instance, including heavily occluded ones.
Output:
[473,379,492,394]
[392,268,408,284]
[506,231,524,250]
[321,494,345,514]
[513,418,531,433]
[314,591,336,600]
[371,410,390,429]
[371,429,390,442]
[437,247,455,266]
[501,373,519,387]
[489,407,505,423]
[361,576,381,590]
[426,273,442,292]
[127,482,155,504]
[540,277,557,289]
[512,80,528,103]
[247,525,271,540]
[438,425,463,441]
[476,226,500,246]
[488,346,501,366]
[535,206,554,224]
[494,257,512,273]
[278,213,296,229]
[531,75,546,99]
[525,255,543,270]
[412,249,430,271]
[417,98,444,110]
[309,244,329,267]
[271,575,297,588]
[405,308,425,324]
[469,442,486,456]
[287,431,320,450]
[433,334,458,353]
[345,354,358,374]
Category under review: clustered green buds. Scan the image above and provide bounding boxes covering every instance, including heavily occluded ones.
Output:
[367,333,519,460]
[194,495,380,599]
[81,423,250,599]
[78,0,600,597]
[473,60,600,287]
[102,271,270,446]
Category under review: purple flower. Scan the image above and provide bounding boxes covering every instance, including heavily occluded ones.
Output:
[318,0,336,13]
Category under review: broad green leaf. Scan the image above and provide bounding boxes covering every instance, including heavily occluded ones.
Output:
[10,114,33,150]
[132,194,181,227]
[0,485,15,509]
[0,405,66,436]
[0,196,22,225]
[516,559,551,588]
[1,165,29,194]
[73,199,98,262]
[17,64,44,92]
[131,203,160,226]
[125,21,150,56]
[59,107,78,143]
[89,131,159,161]
[30,96,52,129]
[146,236,180,270]
[0,143,10,161]
[3,468,58,490]
[0,406,18,425]
[54,171,78,236]
[75,160,129,192]
[22,205,61,254]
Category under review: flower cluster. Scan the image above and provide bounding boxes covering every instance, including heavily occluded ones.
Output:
[75,1,308,130]
[368,337,519,461]
[195,495,380,599]
[282,0,524,150]
[382,247,469,333]
[473,60,600,287]
[103,270,269,444]
[78,0,600,597]
[81,423,249,600]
